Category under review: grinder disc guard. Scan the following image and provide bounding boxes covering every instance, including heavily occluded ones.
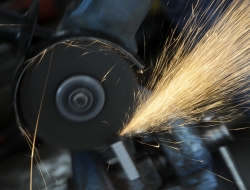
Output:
[19,38,139,150]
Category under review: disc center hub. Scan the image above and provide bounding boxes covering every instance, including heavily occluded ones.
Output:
[55,75,105,122]
[74,94,88,107]
[68,88,93,111]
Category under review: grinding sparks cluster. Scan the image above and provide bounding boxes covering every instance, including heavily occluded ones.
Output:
[120,0,250,136]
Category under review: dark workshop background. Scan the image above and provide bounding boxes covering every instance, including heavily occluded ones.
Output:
[0,0,249,189]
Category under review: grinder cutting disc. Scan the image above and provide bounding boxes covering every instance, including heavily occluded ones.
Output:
[19,38,139,150]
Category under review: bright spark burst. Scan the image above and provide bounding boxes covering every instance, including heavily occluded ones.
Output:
[120,0,250,136]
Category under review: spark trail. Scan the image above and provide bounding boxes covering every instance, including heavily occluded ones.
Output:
[120,0,250,136]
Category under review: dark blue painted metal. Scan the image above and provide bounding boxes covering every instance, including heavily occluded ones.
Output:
[71,151,115,190]
[58,0,154,53]
[159,120,217,189]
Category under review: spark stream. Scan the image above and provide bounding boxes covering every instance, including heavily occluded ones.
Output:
[121,0,250,136]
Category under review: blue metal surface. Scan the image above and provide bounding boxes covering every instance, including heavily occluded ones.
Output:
[159,120,218,189]
[59,0,154,53]
[71,151,115,190]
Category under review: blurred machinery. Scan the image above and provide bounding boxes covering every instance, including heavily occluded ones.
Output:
[0,0,248,189]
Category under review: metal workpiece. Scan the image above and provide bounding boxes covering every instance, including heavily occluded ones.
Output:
[118,156,162,190]
[157,120,218,189]
[219,147,247,190]
[111,141,140,181]
[202,124,234,151]
[198,118,247,190]
[58,0,154,53]
[70,142,163,190]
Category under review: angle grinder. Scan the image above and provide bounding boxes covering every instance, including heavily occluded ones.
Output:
[10,0,153,150]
